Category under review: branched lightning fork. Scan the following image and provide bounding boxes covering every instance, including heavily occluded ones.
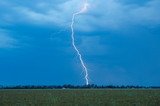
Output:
[70,0,89,85]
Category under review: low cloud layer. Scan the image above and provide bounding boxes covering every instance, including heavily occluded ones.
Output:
[1,0,160,31]
[0,30,17,48]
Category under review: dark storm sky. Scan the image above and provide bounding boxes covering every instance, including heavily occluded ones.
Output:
[0,0,160,85]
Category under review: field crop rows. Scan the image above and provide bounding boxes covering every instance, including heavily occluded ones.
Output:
[0,89,160,106]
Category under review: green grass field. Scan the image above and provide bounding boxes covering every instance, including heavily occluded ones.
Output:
[0,89,159,106]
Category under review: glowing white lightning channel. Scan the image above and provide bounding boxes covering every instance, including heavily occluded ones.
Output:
[70,0,89,85]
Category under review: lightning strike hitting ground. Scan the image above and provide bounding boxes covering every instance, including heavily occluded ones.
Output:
[70,0,89,85]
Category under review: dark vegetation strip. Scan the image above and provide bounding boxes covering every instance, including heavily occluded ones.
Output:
[0,84,159,89]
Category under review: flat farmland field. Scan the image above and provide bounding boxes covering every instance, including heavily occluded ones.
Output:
[0,89,160,106]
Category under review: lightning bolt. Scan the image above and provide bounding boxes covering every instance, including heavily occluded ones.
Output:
[70,0,89,85]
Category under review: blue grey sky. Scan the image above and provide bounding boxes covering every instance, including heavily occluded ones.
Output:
[0,0,160,86]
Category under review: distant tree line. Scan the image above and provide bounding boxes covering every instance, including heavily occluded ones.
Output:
[0,84,159,89]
